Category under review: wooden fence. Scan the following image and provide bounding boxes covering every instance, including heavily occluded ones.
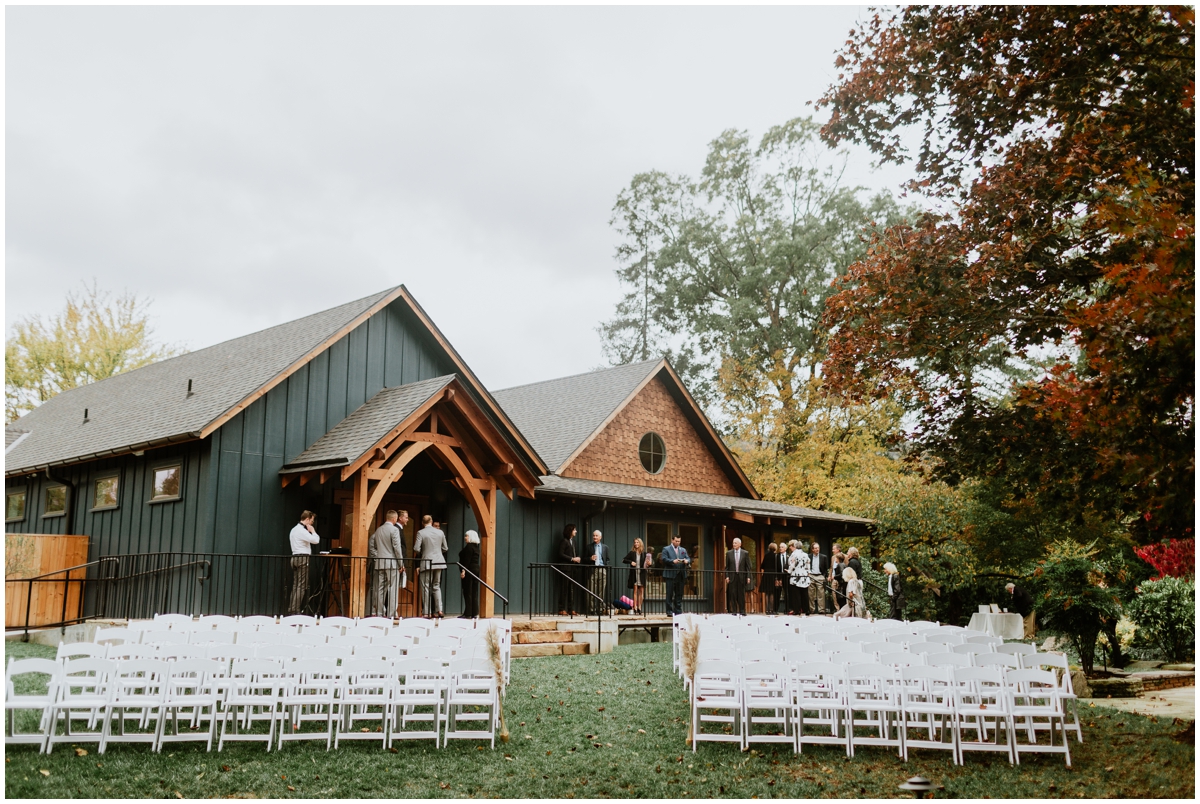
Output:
[5,533,90,628]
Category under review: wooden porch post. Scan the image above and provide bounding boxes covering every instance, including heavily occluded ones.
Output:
[349,470,370,618]
[480,488,498,618]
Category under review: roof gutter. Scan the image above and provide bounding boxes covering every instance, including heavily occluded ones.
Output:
[5,431,203,479]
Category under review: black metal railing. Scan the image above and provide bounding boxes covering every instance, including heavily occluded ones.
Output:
[6,552,511,629]
[525,564,888,620]
[7,557,119,636]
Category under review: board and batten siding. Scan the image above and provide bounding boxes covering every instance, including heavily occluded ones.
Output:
[203,297,460,555]
[3,440,212,564]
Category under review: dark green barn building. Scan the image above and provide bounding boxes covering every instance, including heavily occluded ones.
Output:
[5,286,870,619]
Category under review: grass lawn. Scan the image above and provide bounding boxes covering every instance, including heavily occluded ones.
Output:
[4,638,1194,798]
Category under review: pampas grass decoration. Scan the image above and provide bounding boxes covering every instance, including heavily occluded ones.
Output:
[486,624,511,743]
[680,620,701,747]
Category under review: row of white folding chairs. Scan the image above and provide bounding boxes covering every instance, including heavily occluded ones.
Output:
[692,658,1073,766]
[144,613,486,631]
[100,625,499,651]
[59,641,481,667]
[6,655,499,754]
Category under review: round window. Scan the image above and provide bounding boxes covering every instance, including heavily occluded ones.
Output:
[638,432,666,474]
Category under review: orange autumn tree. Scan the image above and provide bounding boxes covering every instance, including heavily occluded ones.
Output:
[816,6,1194,543]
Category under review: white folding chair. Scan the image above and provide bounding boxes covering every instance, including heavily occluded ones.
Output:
[691,660,744,751]
[742,661,793,751]
[739,647,782,664]
[897,666,957,763]
[105,643,158,662]
[303,645,349,662]
[975,653,1019,670]
[927,653,971,669]
[155,644,208,663]
[238,615,277,628]
[793,662,847,754]
[1008,669,1072,767]
[966,634,1003,646]
[94,627,134,646]
[45,658,113,753]
[256,645,304,663]
[843,663,903,758]
[219,659,284,751]
[996,643,1036,660]
[292,633,329,647]
[318,616,355,632]
[237,631,283,646]
[153,613,195,629]
[952,667,1015,765]
[1027,653,1082,742]
[276,659,339,750]
[5,658,61,752]
[335,659,395,749]
[280,615,317,629]
[158,659,222,752]
[205,644,256,666]
[879,651,922,668]
[444,659,499,748]
[141,628,189,646]
[952,643,991,658]
[197,615,238,631]
[909,643,943,656]
[103,659,169,753]
[57,643,107,661]
[390,659,446,747]
[189,630,236,646]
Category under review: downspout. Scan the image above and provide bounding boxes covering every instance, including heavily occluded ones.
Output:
[581,499,608,537]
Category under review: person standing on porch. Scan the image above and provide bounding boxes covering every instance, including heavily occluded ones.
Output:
[808,542,830,614]
[459,530,481,619]
[724,537,750,615]
[369,510,404,619]
[660,535,691,617]
[786,540,811,615]
[288,511,320,614]
[758,542,779,614]
[586,530,610,615]
[414,515,448,618]
[556,524,582,616]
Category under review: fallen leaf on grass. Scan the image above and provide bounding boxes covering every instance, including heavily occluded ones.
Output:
[637,728,646,734]
[439,782,451,790]
[221,766,232,772]
[74,747,88,757]
[39,770,50,777]
[598,707,605,712]
[287,786,295,792]
[388,747,398,754]
[175,792,183,799]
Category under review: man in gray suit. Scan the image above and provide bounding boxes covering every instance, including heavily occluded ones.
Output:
[413,514,448,618]
[369,510,404,618]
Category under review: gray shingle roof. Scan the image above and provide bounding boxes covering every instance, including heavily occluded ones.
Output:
[4,288,398,475]
[536,475,872,525]
[492,360,661,473]
[280,375,456,473]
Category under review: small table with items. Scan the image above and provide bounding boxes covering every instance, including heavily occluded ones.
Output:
[966,611,1024,639]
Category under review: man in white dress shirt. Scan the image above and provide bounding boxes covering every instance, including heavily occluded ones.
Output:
[288,511,320,614]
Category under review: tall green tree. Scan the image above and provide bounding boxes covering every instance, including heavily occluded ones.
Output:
[817,6,1194,542]
[6,283,182,422]
[600,116,900,442]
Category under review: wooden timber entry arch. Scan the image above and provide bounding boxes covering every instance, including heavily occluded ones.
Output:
[280,376,540,618]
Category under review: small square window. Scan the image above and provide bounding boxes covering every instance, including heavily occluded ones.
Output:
[6,490,27,522]
[93,476,119,510]
[44,485,67,517]
[151,465,181,501]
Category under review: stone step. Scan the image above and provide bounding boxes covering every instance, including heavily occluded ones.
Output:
[514,630,574,644]
[511,641,590,658]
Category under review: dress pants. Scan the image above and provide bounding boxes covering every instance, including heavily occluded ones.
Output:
[461,575,479,618]
[289,556,310,614]
[888,595,905,621]
[556,566,578,613]
[374,566,400,618]
[588,567,608,614]
[809,575,826,613]
[420,568,444,616]
[727,578,746,614]
[787,584,810,615]
[665,576,684,615]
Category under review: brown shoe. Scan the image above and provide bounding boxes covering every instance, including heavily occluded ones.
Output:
[558,611,568,617]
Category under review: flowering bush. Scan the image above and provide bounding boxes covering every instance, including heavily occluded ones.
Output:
[1124,576,1196,663]
[1135,538,1195,580]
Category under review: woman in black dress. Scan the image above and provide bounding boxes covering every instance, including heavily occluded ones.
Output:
[758,542,778,615]
[621,538,653,615]
[458,530,481,618]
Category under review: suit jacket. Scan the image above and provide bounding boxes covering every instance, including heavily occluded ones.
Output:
[847,557,863,581]
[458,542,481,576]
[806,552,830,576]
[413,526,448,569]
[725,549,752,590]
[587,542,611,567]
[369,522,404,568]
[659,544,690,579]
[556,536,578,564]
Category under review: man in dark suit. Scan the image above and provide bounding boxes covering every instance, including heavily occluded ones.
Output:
[659,535,691,616]
[556,524,582,616]
[724,537,751,615]
[775,541,790,613]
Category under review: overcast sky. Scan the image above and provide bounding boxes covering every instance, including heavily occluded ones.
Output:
[6,5,913,392]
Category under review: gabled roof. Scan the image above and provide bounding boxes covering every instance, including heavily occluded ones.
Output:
[493,359,759,500]
[281,375,456,473]
[492,360,660,474]
[537,475,872,527]
[4,286,548,479]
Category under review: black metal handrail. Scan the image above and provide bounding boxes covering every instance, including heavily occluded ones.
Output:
[448,561,508,619]
[7,557,120,637]
[527,562,605,653]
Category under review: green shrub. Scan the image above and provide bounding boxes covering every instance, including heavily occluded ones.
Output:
[1031,541,1122,674]
[1125,576,1196,663]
